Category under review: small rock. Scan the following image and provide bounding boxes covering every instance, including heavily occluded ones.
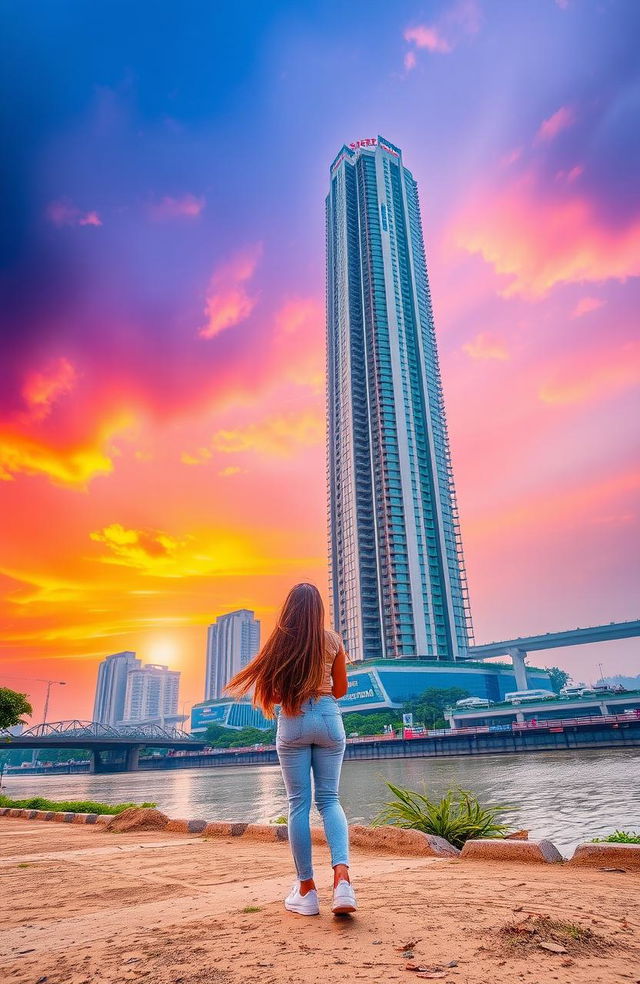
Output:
[538,942,567,954]
[445,960,458,967]
[600,867,626,873]
[372,940,383,945]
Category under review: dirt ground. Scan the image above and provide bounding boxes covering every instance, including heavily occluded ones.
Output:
[0,819,638,984]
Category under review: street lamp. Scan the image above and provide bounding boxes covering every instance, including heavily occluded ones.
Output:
[39,680,67,725]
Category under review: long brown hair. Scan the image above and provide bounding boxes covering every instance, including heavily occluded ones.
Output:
[225,582,326,717]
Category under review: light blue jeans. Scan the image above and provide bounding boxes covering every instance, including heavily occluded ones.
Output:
[276,695,349,881]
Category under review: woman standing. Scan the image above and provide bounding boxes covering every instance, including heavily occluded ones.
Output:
[226,582,356,916]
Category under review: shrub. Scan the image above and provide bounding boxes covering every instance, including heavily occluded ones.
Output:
[0,794,156,815]
[591,830,640,844]
[371,782,512,849]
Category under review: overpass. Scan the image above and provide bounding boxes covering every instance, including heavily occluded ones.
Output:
[466,618,640,690]
[1,720,206,773]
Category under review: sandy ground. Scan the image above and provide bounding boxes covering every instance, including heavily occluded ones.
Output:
[0,819,638,984]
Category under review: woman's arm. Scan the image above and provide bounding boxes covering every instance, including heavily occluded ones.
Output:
[331,646,349,699]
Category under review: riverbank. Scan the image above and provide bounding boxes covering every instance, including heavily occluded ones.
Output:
[1,818,638,984]
[4,748,639,855]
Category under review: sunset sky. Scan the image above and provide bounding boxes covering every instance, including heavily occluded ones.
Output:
[2,0,639,722]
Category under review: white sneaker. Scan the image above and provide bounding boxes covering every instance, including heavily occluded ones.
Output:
[284,883,320,916]
[332,879,357,914]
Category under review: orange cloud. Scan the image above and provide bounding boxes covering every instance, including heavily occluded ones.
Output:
[212,409,324,458]
[89,521,312,579]
[535,105,576,143]
[539,341,640,405]
[46,200,102,227]
[21,357,78,421]
[149,194,205,220]
[199,244,262,339]
[0,410,134,487]
[180,447,213,466]
[571,296,605,318]
[462,332,509,361]
[452,174,640,297]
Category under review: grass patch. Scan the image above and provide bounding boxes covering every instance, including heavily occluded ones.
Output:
[500,914,609,956]
[0,794,156,816]
[242,906,263,913]
[591,830,640,844]
[17,862,31,868]
[372,783,512,848]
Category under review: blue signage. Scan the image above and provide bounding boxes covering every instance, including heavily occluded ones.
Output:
[191,703,228,730]
[338,671,386,710]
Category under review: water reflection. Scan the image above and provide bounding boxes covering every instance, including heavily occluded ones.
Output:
[6,748,638,855]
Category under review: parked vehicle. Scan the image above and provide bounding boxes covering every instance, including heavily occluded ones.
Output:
[455,697,494,708]
[504,689,556,705]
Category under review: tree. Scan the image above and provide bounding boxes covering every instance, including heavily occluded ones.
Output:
[342,711,401,736]
[545,666,570,694]
[204,723,275,748]
[402,687,470,729]
[0,688,32,730]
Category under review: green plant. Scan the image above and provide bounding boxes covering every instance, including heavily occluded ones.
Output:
[371,782,512,849]
[242,906,263,913]
[591,830,640,844]
[271,815,288,825]
[0,795,156,815]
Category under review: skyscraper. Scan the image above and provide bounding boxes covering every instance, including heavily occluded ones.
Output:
[326,136,473,663]
[93,651,140,725]
[204,609,261,700]
[122,663,180,724]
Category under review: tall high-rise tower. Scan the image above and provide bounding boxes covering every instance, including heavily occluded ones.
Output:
[93,651,140,725]
[204,609,261,700]
[326,136,473,663]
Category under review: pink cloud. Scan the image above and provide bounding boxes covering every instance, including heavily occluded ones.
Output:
[271,298,325,392]
[451,173,640,298]
[403,0,480,64]
[46,200,102,228]
[571,296,605,319]
[149,194,205,221]
[535,105,576,143]
[556,164,584,183]
[199,244,262,340]
[539,341,639,406]
[404,50,417,72]
[501,147,522,168]
[404,25,452,54]
[462,332,509,361]
[79,211,102,227]
[22,358,78,421]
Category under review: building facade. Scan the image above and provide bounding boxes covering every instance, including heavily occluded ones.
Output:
[92,651,140,725]
[326,136,473,662]
[122,663,180,724]
[205,609,261,700]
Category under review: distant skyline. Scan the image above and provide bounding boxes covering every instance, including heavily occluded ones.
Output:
[1,0,639,720]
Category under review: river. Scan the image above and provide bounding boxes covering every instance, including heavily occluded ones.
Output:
[5,748,639,856]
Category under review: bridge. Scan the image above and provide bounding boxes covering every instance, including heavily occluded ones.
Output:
[1,720,206,773]
[465,618,640,689]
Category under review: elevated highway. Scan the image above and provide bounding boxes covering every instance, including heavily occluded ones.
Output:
[465,618,640,689]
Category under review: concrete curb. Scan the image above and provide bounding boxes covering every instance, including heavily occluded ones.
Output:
[3,809,576,864]
[568,842,640,871]
[0,807,110,825]
[461,838,563,863]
